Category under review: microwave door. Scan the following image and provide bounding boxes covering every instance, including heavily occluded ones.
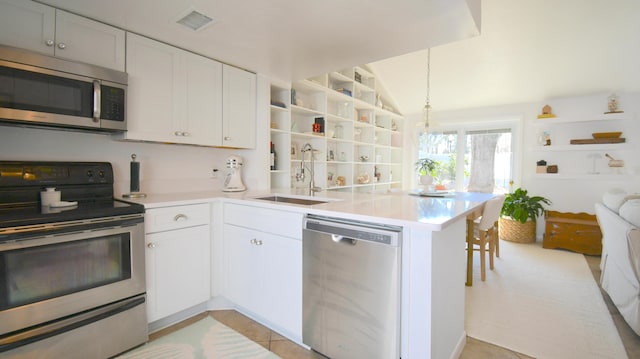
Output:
[0,63,101,130]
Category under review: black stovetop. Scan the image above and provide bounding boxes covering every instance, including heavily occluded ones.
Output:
[0,161,144,228]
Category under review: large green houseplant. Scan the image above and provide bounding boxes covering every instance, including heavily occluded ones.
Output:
[499,188,551,243]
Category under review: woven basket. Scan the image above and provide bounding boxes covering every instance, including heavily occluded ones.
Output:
[499,216,536,243]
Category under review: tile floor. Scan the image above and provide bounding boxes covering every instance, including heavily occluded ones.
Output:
[151,254,640,359]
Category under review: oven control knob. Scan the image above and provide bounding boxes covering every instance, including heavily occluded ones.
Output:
[86,170,94,177]
[98,170,105,178]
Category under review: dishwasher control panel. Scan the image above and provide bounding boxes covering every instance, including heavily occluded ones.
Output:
[304,215,402,246]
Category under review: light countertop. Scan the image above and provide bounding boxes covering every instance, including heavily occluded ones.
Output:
[120,188,494,231]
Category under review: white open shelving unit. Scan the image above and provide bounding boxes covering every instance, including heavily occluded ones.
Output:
[269,66,404,193]
[529,112,636,179]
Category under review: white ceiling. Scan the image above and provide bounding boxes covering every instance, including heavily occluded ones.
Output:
[37,0,640,116]
[38,0,479,83]
[371,0,640,114]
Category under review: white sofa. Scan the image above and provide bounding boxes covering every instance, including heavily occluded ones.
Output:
[595,189,640,336]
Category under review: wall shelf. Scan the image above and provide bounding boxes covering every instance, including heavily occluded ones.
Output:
[533,112,634,125]
[530,143,633,152]
[531,173,635,180]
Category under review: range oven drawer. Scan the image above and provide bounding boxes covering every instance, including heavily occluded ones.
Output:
[0,294,147,359]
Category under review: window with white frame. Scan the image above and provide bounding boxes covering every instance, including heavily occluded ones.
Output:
[418,126,514,193]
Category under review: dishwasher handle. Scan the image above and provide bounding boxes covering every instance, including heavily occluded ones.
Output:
[332,234,356,245]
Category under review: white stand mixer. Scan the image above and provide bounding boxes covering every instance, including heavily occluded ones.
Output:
[223,155,246,192]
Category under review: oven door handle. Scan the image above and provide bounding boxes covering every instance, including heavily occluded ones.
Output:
[0,295,146,353]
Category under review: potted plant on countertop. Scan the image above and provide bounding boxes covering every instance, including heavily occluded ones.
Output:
[415,158,437,186]
[500,188,551,243]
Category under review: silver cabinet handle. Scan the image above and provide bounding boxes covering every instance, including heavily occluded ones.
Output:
[256,240,263,245]
[174,131,182,136]
[174,214,188,221]
[250,238,263,245]
[183,132,191,137]
[224,136,231,141]
[57,42,66,50]
[147,243,156,248]
[45,39,54,46]
[250,238,257,244]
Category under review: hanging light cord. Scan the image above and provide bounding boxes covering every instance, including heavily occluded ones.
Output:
[424,48,431,132]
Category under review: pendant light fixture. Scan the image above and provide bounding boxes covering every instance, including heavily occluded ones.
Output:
[423,48,432,134]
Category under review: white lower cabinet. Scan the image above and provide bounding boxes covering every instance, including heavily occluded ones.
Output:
[222,204,302,338]
[145,204,211,322]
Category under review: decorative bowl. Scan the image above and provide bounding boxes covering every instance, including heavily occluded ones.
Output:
[592,132,622,139]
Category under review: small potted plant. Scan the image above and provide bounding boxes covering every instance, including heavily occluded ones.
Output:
[415,158,437,186]
[500,188,551,243]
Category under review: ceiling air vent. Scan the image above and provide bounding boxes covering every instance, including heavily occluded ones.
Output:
[176,10,215,31]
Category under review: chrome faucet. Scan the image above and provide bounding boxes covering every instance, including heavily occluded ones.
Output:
[298,143,321,196]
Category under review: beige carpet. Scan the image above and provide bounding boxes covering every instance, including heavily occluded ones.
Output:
[465,240,627,359]
[117,317,281,359]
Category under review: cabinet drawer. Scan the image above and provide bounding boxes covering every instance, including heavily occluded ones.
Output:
[224,203,303,239]
[145,203,210,233]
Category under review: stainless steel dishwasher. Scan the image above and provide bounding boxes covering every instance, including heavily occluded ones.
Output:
[302,214,402,359]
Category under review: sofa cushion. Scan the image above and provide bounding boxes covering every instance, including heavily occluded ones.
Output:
[629,229,640,283]
[603,188,628,213]
[619,199,640,228]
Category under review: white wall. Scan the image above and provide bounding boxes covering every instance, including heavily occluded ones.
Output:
[0,76,273,196]
[432,91,640,214]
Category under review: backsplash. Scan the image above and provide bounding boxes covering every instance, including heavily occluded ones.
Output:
[0,126,265,195]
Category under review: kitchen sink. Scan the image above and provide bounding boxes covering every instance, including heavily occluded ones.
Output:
[254,195,330,206]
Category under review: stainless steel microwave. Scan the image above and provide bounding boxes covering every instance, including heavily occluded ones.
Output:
[0,44,127,132]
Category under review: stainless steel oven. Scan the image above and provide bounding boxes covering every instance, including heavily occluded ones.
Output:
[0,161,147,358]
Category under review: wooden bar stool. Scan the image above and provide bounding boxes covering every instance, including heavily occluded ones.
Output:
[467,195,505,283]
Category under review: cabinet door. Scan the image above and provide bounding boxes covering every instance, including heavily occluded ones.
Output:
[146,225,211,322]
[183,52,222,146]
[223,224,261,314]
[54,10,125,71]
[0,0,55,55]
[125,33,181,143]
[221,65,256,148]
[223,224,302,338]
[260,233,302,338]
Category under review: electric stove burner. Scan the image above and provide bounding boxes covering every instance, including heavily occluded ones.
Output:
[0,161,145,229]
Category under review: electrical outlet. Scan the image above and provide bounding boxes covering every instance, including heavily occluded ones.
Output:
[210,168,219,179]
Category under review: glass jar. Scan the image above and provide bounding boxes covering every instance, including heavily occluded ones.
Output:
[334,123,343,139]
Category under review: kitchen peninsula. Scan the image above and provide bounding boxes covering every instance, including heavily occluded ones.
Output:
[127,189,493,359]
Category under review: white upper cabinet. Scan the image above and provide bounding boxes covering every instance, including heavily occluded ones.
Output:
[184,53,224,146]
[53,10,125,71]
[123,33,222,146]
[0,0,125,71]
[219,64,257,149]
[0,0,54,54]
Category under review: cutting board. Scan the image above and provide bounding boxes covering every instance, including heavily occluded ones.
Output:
[569,138,626,144]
